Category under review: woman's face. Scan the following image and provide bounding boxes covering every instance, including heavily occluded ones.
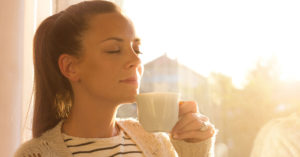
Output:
[76,12,143,104]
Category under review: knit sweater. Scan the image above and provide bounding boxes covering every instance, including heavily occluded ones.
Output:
[251,113,300,157]
[14,118,215,157]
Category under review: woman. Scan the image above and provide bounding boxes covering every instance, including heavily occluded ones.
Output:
[15,1,216,157]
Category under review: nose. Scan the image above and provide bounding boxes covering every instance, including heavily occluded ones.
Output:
[125,48,142,69]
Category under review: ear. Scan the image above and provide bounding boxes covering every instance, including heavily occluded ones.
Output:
[58,54,81,82]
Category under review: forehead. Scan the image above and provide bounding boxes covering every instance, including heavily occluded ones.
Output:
[83,12,136,43]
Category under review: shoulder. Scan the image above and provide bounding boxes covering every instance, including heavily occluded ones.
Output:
[14,137,50,157]
[117,117,139,124]
[258,114,300,137]
[14,121,65,157]
[251,114,300,157]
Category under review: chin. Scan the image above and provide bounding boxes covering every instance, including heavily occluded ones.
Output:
[120,93,138,104]
[117,86,139,103]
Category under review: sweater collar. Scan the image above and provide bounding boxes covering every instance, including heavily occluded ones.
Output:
[117,118,163,157]
[40,120,73,157]
[40,119,163,157]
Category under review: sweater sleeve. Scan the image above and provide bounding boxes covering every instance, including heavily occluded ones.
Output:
[155,132,216,157]
[170,135,216,157]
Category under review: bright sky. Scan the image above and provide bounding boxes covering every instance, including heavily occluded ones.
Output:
[123,0,300,88]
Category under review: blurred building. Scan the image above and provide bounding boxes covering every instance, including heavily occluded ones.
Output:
[118,54,212,118]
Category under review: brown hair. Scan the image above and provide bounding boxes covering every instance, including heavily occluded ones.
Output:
[32,0,120,138]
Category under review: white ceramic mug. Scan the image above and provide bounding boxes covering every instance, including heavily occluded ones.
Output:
[135,92,180,132]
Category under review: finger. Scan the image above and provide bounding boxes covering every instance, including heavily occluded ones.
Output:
[172,113,209,133]
[179,101,198,117]
[173,113,209,133]
[176,120,212,134]
[172,113,198,133]
[173,125,215,142]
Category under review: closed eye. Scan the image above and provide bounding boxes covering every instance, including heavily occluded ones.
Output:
[133,44,143,55]
[134,50,143,54]
[106,50,121,53]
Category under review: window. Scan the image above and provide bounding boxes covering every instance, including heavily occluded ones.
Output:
[23,1,300,157]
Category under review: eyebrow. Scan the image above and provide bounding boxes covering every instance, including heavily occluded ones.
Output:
[100,37,140,43]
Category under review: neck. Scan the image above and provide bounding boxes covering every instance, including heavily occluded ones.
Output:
[62,96,120,138]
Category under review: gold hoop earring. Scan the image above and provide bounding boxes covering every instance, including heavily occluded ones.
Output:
[55,93,72,119]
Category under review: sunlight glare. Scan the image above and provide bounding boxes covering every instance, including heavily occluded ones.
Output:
[123,0,300,88]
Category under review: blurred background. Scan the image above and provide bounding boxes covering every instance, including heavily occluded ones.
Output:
[1,0,299,156]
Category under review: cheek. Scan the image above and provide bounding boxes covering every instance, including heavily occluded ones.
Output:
[81,59,102,79]
[80,58,116,89]
[80,53,114,77]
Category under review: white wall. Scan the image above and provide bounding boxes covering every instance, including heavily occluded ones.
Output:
[0,0,24,156]
[0,0,53,156]
[21,0,35,144]
[21,0,53,143]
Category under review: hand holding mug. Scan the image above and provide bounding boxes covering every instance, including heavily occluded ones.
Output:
[136,92,216,143]
[171,101,216,143]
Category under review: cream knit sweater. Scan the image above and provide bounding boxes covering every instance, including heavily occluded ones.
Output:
[251,113,300,157]
[15,118,215,157]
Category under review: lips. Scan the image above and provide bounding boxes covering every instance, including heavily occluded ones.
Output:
[120,76,137,82]
[119,76,139,85]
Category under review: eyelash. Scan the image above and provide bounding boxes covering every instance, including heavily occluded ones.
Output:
[135,50,143,54]
[106,50,121,54]
[106,49,143,54]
